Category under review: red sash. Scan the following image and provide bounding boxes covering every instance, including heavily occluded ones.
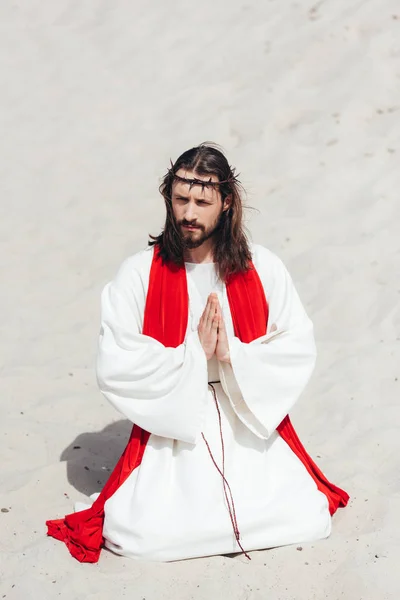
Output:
[46,247,349,562]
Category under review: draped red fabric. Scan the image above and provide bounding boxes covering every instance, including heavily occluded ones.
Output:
[46,247,348,563]
[46,425,150,562]
[226,265,269,344]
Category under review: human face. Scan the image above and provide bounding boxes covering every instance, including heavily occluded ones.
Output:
[171,169,227,249]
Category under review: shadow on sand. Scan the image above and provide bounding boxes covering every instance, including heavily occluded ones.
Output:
[60,420,133,497]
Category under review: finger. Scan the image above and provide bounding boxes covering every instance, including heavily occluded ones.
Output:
[204,292,217,312]
[198,317,204,334]
[212,295,219,308]
[209,294,219,310]
[217,318,227,343]
[199,309,204,322]
[206,298,217,326]
[202,298,213,323]
[205,293,215,311]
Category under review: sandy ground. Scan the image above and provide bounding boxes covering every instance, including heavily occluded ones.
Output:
[0,1,399,599]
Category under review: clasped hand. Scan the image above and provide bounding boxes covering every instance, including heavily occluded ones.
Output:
[197,293,230,363]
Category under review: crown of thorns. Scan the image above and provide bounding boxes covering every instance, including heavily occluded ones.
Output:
[167,160,240,191]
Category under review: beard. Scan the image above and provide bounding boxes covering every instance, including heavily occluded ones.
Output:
[178,211,224,250]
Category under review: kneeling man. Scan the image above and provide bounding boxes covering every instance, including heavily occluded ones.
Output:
[47,143,348,562]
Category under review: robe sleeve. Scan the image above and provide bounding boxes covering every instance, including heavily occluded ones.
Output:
[96,254,209,444]
[219,246,317,440]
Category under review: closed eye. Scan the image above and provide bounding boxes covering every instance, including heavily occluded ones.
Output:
[174,196,210,206]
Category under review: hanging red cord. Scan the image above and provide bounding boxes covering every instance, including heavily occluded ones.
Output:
[202,383,251,560]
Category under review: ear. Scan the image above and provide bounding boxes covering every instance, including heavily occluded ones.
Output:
[222,195,232,212]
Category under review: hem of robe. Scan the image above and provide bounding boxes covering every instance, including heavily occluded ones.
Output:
[101,499,332,562]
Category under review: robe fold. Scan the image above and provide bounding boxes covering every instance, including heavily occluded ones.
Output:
[46,243,348,562]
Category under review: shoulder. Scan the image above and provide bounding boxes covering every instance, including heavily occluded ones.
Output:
[249,243,297,299]
[250,243,289,277]
[111,246,155,294]
[248,242,313,332]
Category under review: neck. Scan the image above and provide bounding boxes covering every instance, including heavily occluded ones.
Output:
[184,238,215,263]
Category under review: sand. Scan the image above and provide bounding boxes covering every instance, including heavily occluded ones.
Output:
[0,1,399,599]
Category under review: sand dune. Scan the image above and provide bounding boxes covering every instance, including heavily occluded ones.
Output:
[0,2,399,599]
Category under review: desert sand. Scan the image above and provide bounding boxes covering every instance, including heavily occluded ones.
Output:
[0,1,399,599]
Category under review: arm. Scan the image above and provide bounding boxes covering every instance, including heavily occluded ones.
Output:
[218,247,316,439]
[96,254,209,444]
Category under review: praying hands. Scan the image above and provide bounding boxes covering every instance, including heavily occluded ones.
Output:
[197,293,231,363]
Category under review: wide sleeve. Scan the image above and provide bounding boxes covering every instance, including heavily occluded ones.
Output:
[219,247,316,440]
[96,256,209,444]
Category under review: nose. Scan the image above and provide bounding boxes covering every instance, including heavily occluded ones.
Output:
[183,200,197,222]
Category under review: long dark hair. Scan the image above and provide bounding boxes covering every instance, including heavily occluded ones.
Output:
[149,143,252,281]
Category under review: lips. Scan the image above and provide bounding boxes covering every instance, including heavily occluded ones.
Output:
[182,225,201,231]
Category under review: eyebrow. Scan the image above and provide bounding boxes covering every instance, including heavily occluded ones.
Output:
[173,194,213,202]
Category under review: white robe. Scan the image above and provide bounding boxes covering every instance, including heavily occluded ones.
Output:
[95,243,331,561]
